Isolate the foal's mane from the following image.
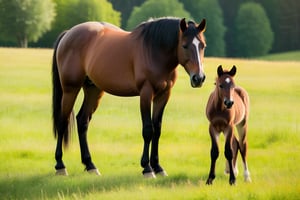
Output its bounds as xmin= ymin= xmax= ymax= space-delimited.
xmin=132 ymin=17 xmax=181 ymax=57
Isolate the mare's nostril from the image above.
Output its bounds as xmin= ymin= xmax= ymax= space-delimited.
xmin=191 ymin=74 xmax=205 ymax=87
xmin=202 ymin=75 xmax=206 ymax=82
xmin=192 ymin=75 xmax=200 ymax=83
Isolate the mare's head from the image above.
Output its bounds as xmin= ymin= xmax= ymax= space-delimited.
xmin=178 ymin=18 xmax=206 ymax=88
xmin=216 ymin=65 xmax=237 ymax=109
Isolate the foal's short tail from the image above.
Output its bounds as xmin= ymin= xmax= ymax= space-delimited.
xmin=52 ymin=31 xmax=74 ymax=147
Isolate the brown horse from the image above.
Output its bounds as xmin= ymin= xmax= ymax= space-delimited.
xmin=205 ymin=65 xmax=251 ymax=185
xmin=52 ymin=17 xmax=206 ymax=177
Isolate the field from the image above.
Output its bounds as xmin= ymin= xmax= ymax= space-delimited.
xmin=0 ymin=48 xmax=299 ymax=199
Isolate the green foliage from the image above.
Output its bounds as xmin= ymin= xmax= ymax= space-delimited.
xmin=108 ymin=0 xmax=145 ymax=28
xmin=181 ymin=0 xmax=226 ymax=57
xmin=0 ymin=0 xmax=55 ymax=47
xmin=256 ymin=0 xmax=300 ymax=53
xmin=75 ymin=0 xmax=121 ymax=25
xmin=234 ymin=2 xmax=274 ymax=57
xmin=34 ymin=0 xmax=121 ymax=47
xmin=126 ymin=0 xmax=191 ymax=30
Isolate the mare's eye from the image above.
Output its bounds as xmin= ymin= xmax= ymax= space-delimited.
xmin=219 ymin=85 xmax=223 ymax=89
xmin=182 ymin=44 xmax=188 ymax=49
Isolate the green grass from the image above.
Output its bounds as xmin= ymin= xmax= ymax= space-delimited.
xmin=0 ymin=48 xmax=300 ymax=199
xmin=256 ymin=50 xmax=300 ymax=61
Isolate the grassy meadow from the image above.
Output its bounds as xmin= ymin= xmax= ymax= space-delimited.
xmin=0 ymin=48 xmax=299 ymax=199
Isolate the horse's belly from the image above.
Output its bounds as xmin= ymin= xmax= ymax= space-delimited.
xmin=102 ymin=83 xmax=139 ymax=97
xmin=88 ymin=67 xmax=139 ymax=97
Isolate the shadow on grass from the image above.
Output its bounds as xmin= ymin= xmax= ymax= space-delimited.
xmin=0 ymin=172 xmax=201 ymax=199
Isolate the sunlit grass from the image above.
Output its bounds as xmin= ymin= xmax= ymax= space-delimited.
xmin=0 ymin=48 xmax=299 ymax=199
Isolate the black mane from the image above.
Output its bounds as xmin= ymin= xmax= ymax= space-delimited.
xmin=133 ymin=17 xmax=180 ymax=57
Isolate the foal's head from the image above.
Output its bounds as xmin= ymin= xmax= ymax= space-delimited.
xmin=216 ymin=65 xmax=237 ymax=109
xmin=178 ymin=18 xmax=206 ymax=88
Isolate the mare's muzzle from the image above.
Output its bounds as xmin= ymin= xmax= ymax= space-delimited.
xmin=191 ymin=74 xmax=206 ymax=88
xmin=224 ymin=99 xmax=234 ymax=109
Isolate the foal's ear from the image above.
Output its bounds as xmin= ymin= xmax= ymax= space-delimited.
xmin=197 ymin=18 xmax=206 ymax=33
xmin=217 ymin=65 xmax=223 ymax=77
xmin=180 ymin=18 xmax=187 ymax=32
xmin=229 ymin=65 xmax=237 ymax=76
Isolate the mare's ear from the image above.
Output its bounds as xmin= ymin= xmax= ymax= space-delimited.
xmin=217 ymin=65 xmax=223 ymax=77
xmin=197 ymin=18 xmax=206 ymax=33
xmin=180 ymin=18 xmax=187 ymax=32
xmin=229 ymin=65 xmax=237 ymax=76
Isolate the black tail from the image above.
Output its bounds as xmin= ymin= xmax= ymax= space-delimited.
xmin=52 ymin=31 xmax=73 ymax=146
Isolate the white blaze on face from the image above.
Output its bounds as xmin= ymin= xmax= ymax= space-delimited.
xmin=225 ymin=77 xmax=231 ymax=83
xmin=192 ymin=37 xmax=204 ymax=75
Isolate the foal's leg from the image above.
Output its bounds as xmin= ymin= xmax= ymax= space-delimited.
xmin=150 ymin=89 xmax=171 ymax=176
xmin=76 ymin=83 xmax=103 ymax=175
xmin=206 ymin=125 xmax=220 ymax=185
xmin=225 ymin=135 xmax=239 ymax=176
xmin=139 ymin=82 xmax=155 ymax=178
xmin=236 ymin=122 xmax=251 ymax=182
xmin=224 ymin=126 xmax=236 ymax=185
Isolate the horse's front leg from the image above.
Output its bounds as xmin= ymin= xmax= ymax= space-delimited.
xmin=224 ymin=126 xmax=236 ymax=185
xmin=150 ymin=89 xmax=171 ymax=176
xmin=206 ymin=124 xmax=219 ymax=185
xmin=139 ymin=83 xmax=155 ymax=178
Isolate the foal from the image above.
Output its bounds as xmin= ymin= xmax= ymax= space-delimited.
xmin=205 ymin=65 xmax=251 ymax=185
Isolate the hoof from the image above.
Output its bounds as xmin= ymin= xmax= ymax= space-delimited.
xmin=143 ymin=171 xmax=156 ymax=178
xmin=229 ymin=179 xmax=236 ymax=185
xmin=244 ymin=176 xmax=252 ymax=182
xmin=206 ymin=178 xmax=213 ymax=185
xmin=244 ymin=170 xmax=251 ymax=182
xmin=55 ymin=168 xmax=68 ymax=176
xmin=156 ymin=170 xmax=168 ymax=177
xmin=87 ymin=168 xmax=101 ymax=176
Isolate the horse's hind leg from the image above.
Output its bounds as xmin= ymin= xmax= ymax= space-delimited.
xmin=237 ymin=121 xmax=251 ymax=182
xmin=76 ymin=80 xmax=103 ymax=175
xmin=55 ymin=89 xmax=81 ymax=175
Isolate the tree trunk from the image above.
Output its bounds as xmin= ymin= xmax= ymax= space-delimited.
xmin=18 ymin=35 xmax=28 ymax=48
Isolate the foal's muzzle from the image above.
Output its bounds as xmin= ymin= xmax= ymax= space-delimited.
xmin=224 ymin=99 xmax=234 ymax=109
xmin=191 ymin=74 xmax=206 ymax=88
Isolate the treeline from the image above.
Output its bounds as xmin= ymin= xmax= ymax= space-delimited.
xmin=0 ymin=0 xmax=299 ymax=57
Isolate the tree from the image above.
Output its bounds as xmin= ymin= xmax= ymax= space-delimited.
xmin=234 ymin=2 xmax=274 ymax=57
xmin=256 ymin=0 xmax=300 ymax=52
xmin=108 ymin=0 xmax=146 ymax=28
xmin=75 ymin=0 xmax=121 ymax=25
xmin=34 ymin=0 xmax=121 ymax=48
xmin=218 ymin=0 xmax=241 ymax=57
xmin=0 ymin=0 xmax=55 ymax=48
xmin=126 ymin=0 xmax=191 ymax=30
xmin=181 ymin=0 xmax=226 ymax=57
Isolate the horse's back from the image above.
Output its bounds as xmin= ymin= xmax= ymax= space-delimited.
xmin=57 ymin=22 xmax=121 ymax=55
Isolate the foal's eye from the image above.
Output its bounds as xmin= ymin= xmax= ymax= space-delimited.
xmin=219 ymin=85 xmax=223 ymax=89
xmin=182 ymin=44 xmax=188 ymax=49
